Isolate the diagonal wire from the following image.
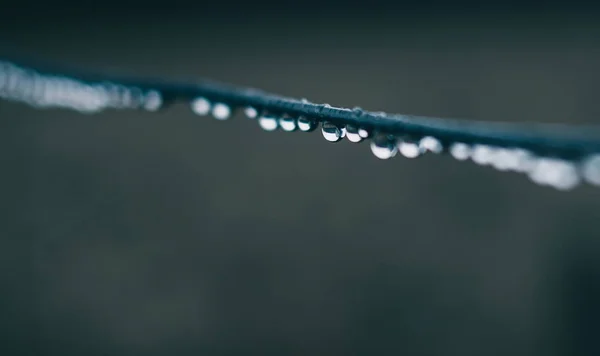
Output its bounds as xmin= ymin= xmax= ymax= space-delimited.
xmin=1 ymin=56 xmax=600 ymax=190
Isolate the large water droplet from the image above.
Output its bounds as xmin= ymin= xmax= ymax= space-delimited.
xmin=191 ymin=97 xmax=211 ymax=116
xmin=370 ymin=134 xmax=398 ymax=159
xmin=212 ymin=103 xmax=231 ymax=120
xmin=419 ymin=136 xmax=443 ymax=154
xmin=258 ymin=115 xmax=278 ymax=131
xmin=398 ymin=138 xmax=422 ymax=158
xmin=449 ymin=142 xmax=471 ymax=161
xmin=297 ymin=117 xmax=317 ymax=132
xmin=321 ymin=122 xmax=344 ymax=142
xmin=581 ymin=154 xmax=600 ymax=186
xmin=244 ymin=106 xmax=259 ymax=119
xmin=279 ymin=116 xmax=297 ymax=132
xmin=345 ymin=125 xmax=364 ymax=143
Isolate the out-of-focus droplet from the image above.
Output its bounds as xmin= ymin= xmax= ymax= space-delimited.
xmin=212 ymin=103 xmax=231 ymax=120
xmin=321 ymin=122 xmax=344 ymax=142
xmin=370 ymin=134 xmax=398 ymax=159
xmin=143 ymin=90 xmax=163 ymax=111
xmin=258 ymin=115 xmax=278 ymax=131
xmin=191 ymin=97 xmax=211 ymax=115
xmin=279 ymin=116 xmax=297 ymax=132
xmin=398 ymin=138 xmax=422 ymax=158
xmin=471 ymin=145 xmax=495 ymax=166
xmin=297 ymin=117 xmax=317 ymax=132
xmin=581 ymin=154 xmax=600 ymax=186
xmin=528 ymin=158 xmax=580 ymax=190
xmin=244 ymin=106 xmax=259 ymax=119
xmin=345 ymin=125 xmax=363 ymax=143
xmin=449 ymin=142 xmax=471 ymax=161
xmin=419 ymin=136 xmax=443 ymax=154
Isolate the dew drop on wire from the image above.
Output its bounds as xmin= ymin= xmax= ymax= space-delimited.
xmin=143 ymin=90 xmax=163 ymax=111
xmin=471 ymin=145 xmax=496 ymax=166
xmin=258 ymin=115 xmax=279 ymax=131
xmin=449 ymin=142 xmax=471 ymax=161
xmin=345 ymin=125 xmax=363 ymax=143
xmin=321 ymin=122 xmax=344 ymax=142
xmin=191 ymin=97 xmax=211 ymax=116
xmin=419 ymin=136 xmax=442 ymax=154
xmin=212 ymin=103 xmax=231 ymax=120
xmin=279 ymin=116 xmax=297 ymax=132
xmin=398 ymin=138 xmax=422 ymax=158
xmin=581 ymin=154 xmax=600 ymax=186
xmin=244 ymin=106 xmax=259 ymax=119
xmin=297 ymin=117 xmax=317 ymax=132
xmin=359 ymin=128 xmax=370 ymax=139
xmin=528 ymin=158 xmax=580 ymax=191
xmin=370 ymin=134 xmax=398 ymax=159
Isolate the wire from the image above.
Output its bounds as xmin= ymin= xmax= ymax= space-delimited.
xmin=1 ymin=57 xmax=600 ymax=191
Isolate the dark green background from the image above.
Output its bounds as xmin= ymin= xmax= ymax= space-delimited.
xmin=1 ymin=5 xmax=600 ymax=355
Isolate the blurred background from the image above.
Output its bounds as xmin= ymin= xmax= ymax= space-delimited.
xmin=1 ymin=1 xmax=600 ymax=355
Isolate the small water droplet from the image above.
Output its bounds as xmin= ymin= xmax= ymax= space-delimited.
xmin=321 ymin=122 xmax=344 ymax=142
xmin=449 ymin=142 xmax=471 ymax=161
xmin=279 ymin=116 xmax=297 ymax=132
xmin=471 ymin=145 xmax=496 ymax=166
xmin=370 ymin=134 xmax=398 ymax=159
xmin=345 ymin=125 xmax=363 ymax=143
xmin=418 ymin=136 xmax=443 ymax=154
xmin=191 ymin=97 xmax=211 ymax=116
xmin=297 ymin=117 xmax=317 ymax=132
xmin=244 ymin=106 xmax=259 ymax=119
xmin=358 ymin=128 xmax=370 ymax=139
xmin=581 ymin=154 xmax=600 ymax=186
xmin=398 ymin=138 xmax=422 ymax=158
xmin=258 ymin=115 xmax=278 ymax=131
xmin=212 ymin=103 xmax=231 ymax=120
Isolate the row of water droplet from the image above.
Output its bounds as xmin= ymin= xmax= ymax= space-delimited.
xmin=0 ymin=60 xmax=163 ymax=113
xmin=190 ymin=96 xmax=600 ymax=191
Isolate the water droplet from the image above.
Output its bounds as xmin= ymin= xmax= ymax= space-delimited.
xmin=212 ymin=103 xmax=231 ymax=120
xmin=279 ymin=116 xmax=297 ymax=132
xmin=345 ymin=125 xmax=364 ymax=143
xmin=449 ymin=143 xmax=471 ymax=161
xmin=528 ymin=158 xmax=580 ymax=190
xmin=191 ymin=97 xmax=211 ymax=116
xmin=359 ymin=128 xmax=370 ymax=139
xmin=244 ymin=106 xmax=259 ymax=119
xmin=370 ymin=134 xmax=398 ymax=159
xmin=581 ymin=154 xmax=600 ymax=186
xmin=471 ymin=144 xmax=496 ymax=166
xmin=143 ymin=90 xmax=163 ymax=111
xmin=297 ymin=117 xmax=317 ymax=132
xmin=258 ymin=115 xmax=278 ymax=131
xmin=321 ymin=122 xmax=344 ymax=142
xmin=397 ymin=138 xmax=422 ymax=158
xmin=419 ymin=136 xmax=442 ymax=154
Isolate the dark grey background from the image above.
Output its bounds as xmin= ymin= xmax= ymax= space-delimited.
xmin=1 ymin=3 xmax=600 ymax=355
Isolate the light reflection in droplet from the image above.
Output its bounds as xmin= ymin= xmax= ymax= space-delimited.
xmin=419 ymin=136 xmax=443 ymax=154
xmin=191 ymin=97 xmax=211 ymax=116
xmin=297 ymin=117 xmax=317 ymax=132
xmin=449 ymin=143 xmax=471 ymax=161
xmin=258 ymin=115 xmax=278 ymax=131
xmin=345 ymin=125 xmax=363 ymax=143
xmin=370 ymin=134 xmax=398 ymax=159
xmin=212 ymin=102 xmax=231 ymax=120
xmin=398 ymin=138 xmax=422 ymax=158
xmin=279 ymin=116 xmax=297 ymax=132
xmin=321 ymin=122 xmax=344 ymax=142
xmin=581 ymin=154 xmax=600 ymax=186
